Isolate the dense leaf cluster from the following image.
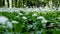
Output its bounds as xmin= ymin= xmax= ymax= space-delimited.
xmin=0 ymin=11 xmax=60 ymax=34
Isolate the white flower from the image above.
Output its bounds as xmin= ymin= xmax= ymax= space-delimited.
xmin=50 ymin=23 xmax=55 ymax=25
xmin=0 ymin=16 xmax=8 ymax=25
xmin=7 ymin=22 xmax=13 ymax=29
xmin=22 ymin=16 xmax=27 ymax=20
xmin=26 ymin=8 xmax=32 ymax=12
xmin=32 ymin=13 xmax=37 ymax=16
xmin=19 ymin=13 xmax=23 ymax=15
xmin=37 ymin=16 xmax=45 ymax=20
xmin=41 ymin=19 xmax=47 ymax=28
xmin=42 ymin=19 xmax=47 ymax=24
xmin=33 ymin=8 xmax=40 ymax=11
xmin=48 ymin=23 xmax=55 ymax=27
xmin=11 ymin=21 xmax=18 ymax=24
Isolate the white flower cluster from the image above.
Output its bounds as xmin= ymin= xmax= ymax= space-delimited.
xmin=0 ymin=7 xmax=59 ymax=13
xmin=37 ymin=16 xmax=47 ymax=23
xmin=19 ymin=13 xmax=23 ymax=16
xmin=0 ymin=16 xmax=8 ymax=25
xmin=32 ymin=13 xmax=37 ymax=16
xmin=22 ymin=16 xmax=27 ymax=20
xmin=37 ymin=16 xmax=44 ymax=20
xmin=37 ymin=16 xmax=47 ymax=28
xmin=0 ymin=16 xmax=13 ymax=29
xmin=11 ymin=21 xmax=18 ymax=24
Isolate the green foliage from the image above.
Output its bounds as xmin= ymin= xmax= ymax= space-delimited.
xmin=0 ymin=11 xmax=60 ymax=34
xmin=0 ymin=0 xmax=60 ymax=8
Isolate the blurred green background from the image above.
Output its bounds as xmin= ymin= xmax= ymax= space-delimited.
xmin=0 ymin=0 xmax=60 ymax=8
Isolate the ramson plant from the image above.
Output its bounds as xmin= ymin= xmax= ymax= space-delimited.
xmin=0 ymin=11 xmax=60 ymax=34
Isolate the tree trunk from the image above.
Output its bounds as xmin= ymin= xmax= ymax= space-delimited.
xmin=9 ymin=0 xmax=12 ymax=8
xmin=3 ymin=0 xmax=5 ymax=6
xmin=52 ymin=0 xmax=58 ymax=8
xmin=0 ymin=0 xmax=3 ymax=7
xmin=7 ymin=0 xmax=9 ymax=7
xmin=15 ymin=0 xmax=17 ymax=7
